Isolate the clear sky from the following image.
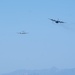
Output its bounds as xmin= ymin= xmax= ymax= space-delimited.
xmin=0 ymin=0 xmax=75 ymax=74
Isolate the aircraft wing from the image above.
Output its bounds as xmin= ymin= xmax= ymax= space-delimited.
xmin=59 ymin=21 xmax=65 ymax=23
xmin=48 ymin=18 xmax=56 ymax=21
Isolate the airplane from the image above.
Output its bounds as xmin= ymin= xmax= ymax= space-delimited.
xmin=17 ymin=31 xmax=28 ymax=34
xmin=48 ymin=18 xmax=65 ymax=23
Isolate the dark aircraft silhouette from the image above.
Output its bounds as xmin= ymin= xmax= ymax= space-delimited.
xmin=48 ymin=18 xmax=65 ymax=23
xmin=17 ymin=31 xmax=27 ymax=34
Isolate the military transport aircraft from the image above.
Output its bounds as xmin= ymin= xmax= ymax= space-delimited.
xmin=17 ymin=31 xmax=28 ymax=34
xmin=48 ymin=18 xmax=65 ymax=23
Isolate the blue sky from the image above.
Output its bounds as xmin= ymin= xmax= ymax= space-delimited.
xmin=0 ymin=0 xmax=75 ymax=74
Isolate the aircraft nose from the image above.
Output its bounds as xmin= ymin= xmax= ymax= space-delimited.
xmin=56 ymin=21 xmax=58 ymax=23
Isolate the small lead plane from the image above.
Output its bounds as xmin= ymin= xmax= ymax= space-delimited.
xmin=48 ymin=18 xmax=65 ymax=23
xmin=17 ymin=31 xmax=28 ymax=34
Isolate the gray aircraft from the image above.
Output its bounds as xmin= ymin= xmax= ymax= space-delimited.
xmin=17 ymin=31 xmax=28 ymax=34
xmin=48 ymin=18 xmax=65 ymax=23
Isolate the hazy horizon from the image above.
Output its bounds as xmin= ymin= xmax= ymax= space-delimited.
xmin=1 ymin=67 xmax=75 ymax=75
